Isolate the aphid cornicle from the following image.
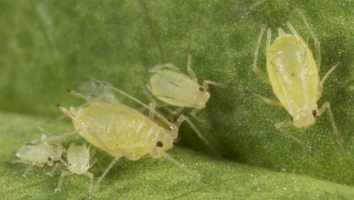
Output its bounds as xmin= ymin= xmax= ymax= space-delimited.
xmin=146 ymin=54 xmax=222 ymax=155
xmin=54 ymin=143 xmax=96 ymax=193
xmin=12 ymin=133 xmax=63 ymax=177
xmin=249 ymin=5 xmax=343 ymax=152
xmin=36 ymin=76 xmax=204 ymax=199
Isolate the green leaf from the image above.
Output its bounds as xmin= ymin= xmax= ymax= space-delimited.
xmin=1 ymin=0 xmax=354 ymax=199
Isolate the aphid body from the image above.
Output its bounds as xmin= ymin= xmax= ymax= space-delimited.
xmin=38 ymin=77 xmax=203 ymax=198
xmin=55 ymin=143 xmax=95 ymax=193
xmin=250 ymin=6 xmax=342 ymax=151
xmin=13 ymin=135 xmax=63 ymax=177
xmin=266 ymin=29 xmax=319 ymax=128
xmin=146 ymin=55 xmax=222 ymax=155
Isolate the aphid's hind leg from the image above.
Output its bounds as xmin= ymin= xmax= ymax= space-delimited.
xmin=275 ymin=121 xmax=312 ymax=155
xmin=317 ymin=102 xmax=344 ymax=149
xmin=175 ymin=114 xmax=220 ymax=156
xmin=294 ymin=4 xmax=321 ymax=68
xmin=246 ymin=90 xmax=283 ymax=107
xmin=252 ymin=24 xmax=271 ymax=84
xmin=84 ymin=152 xmax=127 ymax=200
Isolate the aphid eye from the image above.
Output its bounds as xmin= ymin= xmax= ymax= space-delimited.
xmin=156 ymin=141 xmax=163 ymax=147
xmin=69 ymin=164 xmax=72 ymax=166
xmin=312 ymin=110 xmax=317 ymax=117
xmin=198 ymin=87 xmax=205 ymax=92
xmin=290 ymin=116 xmax=294 ymax=122
xmin=47 ymin=157 xmax=52 ymax=161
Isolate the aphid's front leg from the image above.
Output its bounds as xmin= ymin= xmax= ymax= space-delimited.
xmin=317 ymin=102 xmax=344 ymax=149
xmin=175 ymin=114 xmax=220 ymax=156
xmin=274 ymin=121 xmax=312 ymax=154
xmin=55 ymin=171 xmax=73 ymax=193
xmin=45 ymin=163 xmax=59 ymax=176
xmin=252 ymin=24 xmax=271 ymax=84
xmin=246 ymin=90 xmax=283 ymax=107
xmin=21 ymin=164 xmax=34 ymax=177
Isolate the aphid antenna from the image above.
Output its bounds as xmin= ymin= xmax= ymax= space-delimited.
xmin=157 ymin=149 xmax=207 ymax=184
xmin=34 ymin=128 xmax=86 ymax=145
xmin=84 ymin=75 xmax=176 ymax=130
xmin=67 ymin=88 xmax=90 ymax=102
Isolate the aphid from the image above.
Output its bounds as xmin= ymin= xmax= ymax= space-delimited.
xmin=146 ymin=54 xmax=222 ymax=155
xmin=12 ymin=133 xmax=63 ymax=177
xmin=54 ymin=143 xmax=96 ymax=193
xmin=36 ymin=76 xmax=205 ymax=199
xmin=249 ymin=5 xmax=343 ymax=152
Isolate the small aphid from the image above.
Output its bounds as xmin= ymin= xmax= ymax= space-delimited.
xmin=36 ymin=76 xmax=205 ymax=199
xmin=249 ymin=5 xmax=343 ymax=152
xmin=146 ymin=54 xmax=223 ymax=155
xmin=54 ymin=143 xmax=95 ymax=193
xmin=12 ymin=134 xmax=63 ymax=177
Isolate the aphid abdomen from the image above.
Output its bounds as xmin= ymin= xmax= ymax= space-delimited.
xmin=150 ymin=70 xmax=200 ymax=107
xmin=266 ymin=35 xmax=319 ymax=119
xmin=73 ymin=102 xmax=174 ymax=159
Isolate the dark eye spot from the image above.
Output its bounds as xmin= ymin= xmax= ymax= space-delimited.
xmin=199 ymin=87 xmax=205 ymax=91
xmin=156 ymin=141 xmax=163 ymax=147
xmin=47 ymin=157 xmax=52 ymax=161
xmin=312 ymin=110 xmax=317 ymax=117
xmin=290 ymin=116 xmax=294 ymax=122
xmin=69 ymin=164 xmax=72 ymax=166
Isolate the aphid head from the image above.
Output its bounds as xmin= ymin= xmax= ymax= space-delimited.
xmin=195 ymin=87 xmax=210 ymax=109
xmin=292 ymin=110 xmax=316 ymax=128
xmin=150 ymin=131 xmax=175 ymax=158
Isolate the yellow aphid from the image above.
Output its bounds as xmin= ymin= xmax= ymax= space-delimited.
xmin=54 ymin=143 xmax=95 ymax=193
xmin=146 ymin=54 xmax=223 ymax=155
xmin=36 ymin=76 xmax=205 ymax=199
xmin=249 ymin=6 xmax=343 ymax=152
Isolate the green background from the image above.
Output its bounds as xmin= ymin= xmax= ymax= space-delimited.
xmin=1 ymin=0 xmax=354 ymax=199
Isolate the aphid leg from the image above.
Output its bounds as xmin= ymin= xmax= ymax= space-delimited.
xmin=148 ymin=63 xmax=180 ymax=73
xmin=253 ymin=24 xmax=271 ymax=84
xmin=275 ymin=121 xmax=312 ymax=154
xmin=54 ymin=171 xmax=73 ymax=193
xmin=46 ymin=163 xmax=59 ymax=176
xmin=34 ymin=129 xmax=83 ymax=145
xmin=57 ymin=104 xmax=75 ymax=119
xmin=84 ymin=153 xmax=125 ymax=200
xmin=21 ymin=164 xmax=34 ymax=177
xmin=84 ymin=172 xmax=94 ymax=192
xmin=186 ymin=54 xmax=198 ymax=82
xmin=202 ymin=80 xmax=225 ymax=90
xmin=294 ymin=4 xmax=321 ymax=68
xmin=175 ymin=114 xmax=220 ymax=156
xmin=249 ymin=0 xmax=267 ymax=10
xmin=190 ymin=109 xmax=208 ymax=125
xmin=156 ymin=149 xmax=206 ymax=184
xmin=246 ymin=90 xmax=283 ymax=107
xmin=319 ymin=61 xmax=341 ymax=89
xmin=317 ymin=102 xmax=344 ymax=149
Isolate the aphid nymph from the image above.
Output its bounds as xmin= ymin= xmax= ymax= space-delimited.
xmin=249 ymin=5 xmax=343 ymax=152
xmin=12 ymin=133 xmax=63 ymax=177
xmin=54 ymin=143 xmax=95 ymax=193
xmin=146 ymin=54 xmax=223 ymax=155
xmin=36 ymin=76 xmax=205 ymax=199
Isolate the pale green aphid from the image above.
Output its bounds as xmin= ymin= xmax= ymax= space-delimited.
xmin=249 ymin=5 xmax=343 ymax=152
xmin=146 ymin=54 xmax=223 ymax=155
xmin=12 ymin=133 xmax=63 ymax=177
xmin=54 ymin=143 xmax=96 ymax=193
xmin=36 ymin=76 xmax=205 ymax=199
